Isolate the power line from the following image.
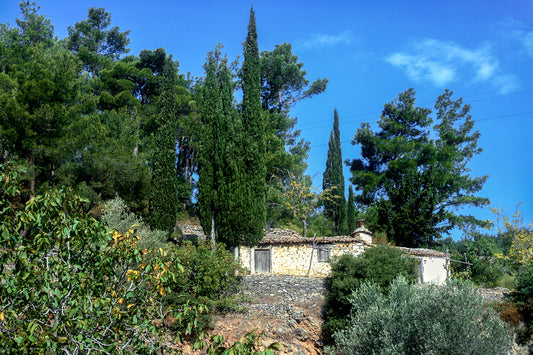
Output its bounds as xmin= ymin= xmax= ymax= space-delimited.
xmin=296 ymin=84 xmax=533 ymax=131
xmin=308 ymin=112 xmax=533 ymax=149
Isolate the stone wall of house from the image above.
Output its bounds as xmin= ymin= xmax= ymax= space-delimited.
xmin=416 ymin=255 xmax=448 ymax=285
xmin=237 ymin=241 xmax=368 ymax=277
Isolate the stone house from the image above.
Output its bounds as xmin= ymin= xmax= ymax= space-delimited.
xmin=234 ymin=224 xmax=448 ymax=284
xmin=177 ymin=222 xmax=448 ymax=284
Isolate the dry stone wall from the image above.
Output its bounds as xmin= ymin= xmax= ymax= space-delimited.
xmin=211 ymin=275 xmax=328 ymax=354
xmin=211 ymin=275 xmax=513 ymax=354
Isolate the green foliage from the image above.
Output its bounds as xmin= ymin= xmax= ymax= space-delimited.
xmin=240 ymin=7 xmax=267 ymax=246
xmin=0 ymin=13 xmax=83 ymax=193
xmin=166 ymin=241 xmax=244 ymax=306
xmin=149 ymin=57 xmax=180 ymax=232
xmin=492 ymin=204 xmax=533 ymax=268
xmin=445 ymin=234 xmax=508 ymax=287
xmin=323 ymin=109 xmax=346 ymax=236
xmin=62 ymin=108 xmax=151 ymax=212
xmin=508 ymin=263 xmax=533 ymax=346
xmin=260 ymin=42 xmax=327 ymax=113
xmin=259 ymin=42 xmax=325 ymax=200
xmin=198 ymin=47 xmax=250 ymax=247
xmin=0 ymin=163 xmax=256 ymax=353
xmin=277 ymin=172 xmax=333 ymax=238
xmin=66 ymin=7 xmax=130 ymax=76
xmin=330 ymin=277 xmax=513 ymax=354
xmin=349 ymin=89 xmax=489 ymax=247
xmin=324 ymin=245 xmax=418 ymax=337
xmin=101 ymin=197 xmax=168 ymax=250
xmin=0 ymin=164 xmax=208 ymax=353
xmin=207 ymin=329 xmax=281 ymax=354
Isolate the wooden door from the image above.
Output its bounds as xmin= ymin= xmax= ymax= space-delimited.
xmin=255 ymin=249 xmax=271 ymax=274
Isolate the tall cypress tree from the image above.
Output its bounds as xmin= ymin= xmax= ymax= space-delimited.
xmin=323 ymin=108 xmax=346 ymax=236
xmin=198 ymin=48 xmax=250 ymax=247
xmin=240 ymin=7 xmax=266 ymax=246
xmin=347 ymin=185 xmax=356 ymax=234
xmin=149 ymin=58 xmax=179 ymax=232
xmin=216 ymin=60 xmax=246 ymax=247
xmin=197 ymin=56 xmax=221 ymax=243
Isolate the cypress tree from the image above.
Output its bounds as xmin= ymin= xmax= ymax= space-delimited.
xmin=323 ymin=108 xmax=346 ymax=236
xmin=198 ymin=48 xmax=249 ymax=247
xmin=240 ymin=7 xmax=266 ymax=246
xmin=347 ymin=185 xmax=356 ymax=234
xmin=215 ymin=61 xmax=246 ymax=247
xmin=197 ymin=56 xmax=221 ymax=243
xmin=149 ymin=58 xmax=179 ymax=232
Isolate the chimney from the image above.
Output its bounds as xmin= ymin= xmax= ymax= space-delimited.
xmin=352 ymin=219 xmax=372 ymax=244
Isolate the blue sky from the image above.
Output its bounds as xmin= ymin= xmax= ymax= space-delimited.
xmin=1 ymin=0 xmax=532 ymax=238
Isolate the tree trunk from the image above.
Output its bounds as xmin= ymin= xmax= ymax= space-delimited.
xmin=210 ymin=211 xmax=216 ymax=248
xmin=302 ymin=217 xmax=307 ymax=238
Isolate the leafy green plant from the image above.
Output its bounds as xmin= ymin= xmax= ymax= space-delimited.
xmin=330 ymin=277 xmax=513 ymax=354
xmin=101 ymin=196 xmax=168 ymax=250
xmin=166 ymin=241 xmax=245 ymax=310
xmin=0 ymin=164 xmax=213 ymax=353
xmin=323 ymin=245 xmax=418 ymax=338
xmin=507 ymin=263 xmax=533 ymax=346
xmin=207 ymin=329 xmax=281 ymax=355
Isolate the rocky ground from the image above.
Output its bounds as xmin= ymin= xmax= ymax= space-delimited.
xmin=210 ymin=275 xmax=327 ymax=354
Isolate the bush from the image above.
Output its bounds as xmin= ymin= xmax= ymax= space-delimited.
xmin=0 ymin=163 xmax=261 ymax=353
xmin=0 ymin=181 xmax=203 ymax=352
xmin=101 ymin=197 xmax=168 ymax=250
xmin=330 ymin=277 xmax=513 ymax=354
xmin=508 ymin=263 xmax=533 ymax=346
xmin=323 ymin=245 xmax=418 ymax=338
xmin=166 ymin=241 xmax=245 ymax=310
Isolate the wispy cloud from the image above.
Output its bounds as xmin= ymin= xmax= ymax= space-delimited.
xmin=299 ymin=30 xmax=354 ymax=49
xmin=499 ymin=19 xmax=533 ymax=57
xmin=512 ymin=29 xmax=533 ymax=56
xmin=386 ymin=38 xmax=518 ymax=93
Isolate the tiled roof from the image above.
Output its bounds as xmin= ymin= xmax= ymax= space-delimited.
xmin=260 ymin=233 xmax=369 ymax=245
xmin=397 ymin=247 xmax=447 ymax=257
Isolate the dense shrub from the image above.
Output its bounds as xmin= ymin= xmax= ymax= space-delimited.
xmin=509 ymin=263 xmax=533 ymax=346
xmin=101 ymin=196 xmax=168 ymax=250
xmin=167 ymin=241 xmax=245 ymax=310
xmin=446 ymin=236 xmax=509 ymax=287
xmin=330 ymin=277 xmax=513 ymax=355
xmin=0 ymin=168 xmax=204 ymax=352
xmin=323 ymin=245 xmax=418 ymax=337
xmin=0 ymin=164 xmax=250 ymax=353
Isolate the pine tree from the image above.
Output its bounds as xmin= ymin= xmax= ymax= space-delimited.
xmin=347 ymin=185 xmax=356 ymax=234
xmin=240 ymin=7 xmax=266 ymax=246
xmin=323 ymin=108 xmax=346 ymax=236
xmin=349 ymin=89 xmax=489 ymax=247
xmin=148 ymin=58 xmax=179 ymax=232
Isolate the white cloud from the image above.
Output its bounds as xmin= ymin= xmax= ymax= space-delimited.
xmin=493 ymin=74 xmax=520 ymax=94
xmin=512 ymin=29 xmax=533 ymax=56
xmin=523 ymin=32 xmax=533 ymax=55
xmin=299 ymin=30 xmax=354 ymax=49
xmin=386 ymin=38 xmax=510 ymax=92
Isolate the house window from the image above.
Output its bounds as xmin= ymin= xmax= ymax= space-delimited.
xmin=317 ymin=244 xmax=332 ymax=262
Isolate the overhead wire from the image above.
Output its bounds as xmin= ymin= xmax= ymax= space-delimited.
xmin=297 ymin=83 xmax=533 ymax=132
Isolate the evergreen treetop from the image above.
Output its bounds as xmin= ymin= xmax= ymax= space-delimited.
xmin=323 ymin=108 xmax=346 ymax=236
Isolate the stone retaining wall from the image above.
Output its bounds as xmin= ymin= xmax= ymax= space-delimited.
xmin=240 ymin=275 xmax=512 ymax=310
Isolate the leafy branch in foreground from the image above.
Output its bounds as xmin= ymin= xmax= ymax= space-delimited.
xmin=0 ymin=162 xmax=279 ymax=354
